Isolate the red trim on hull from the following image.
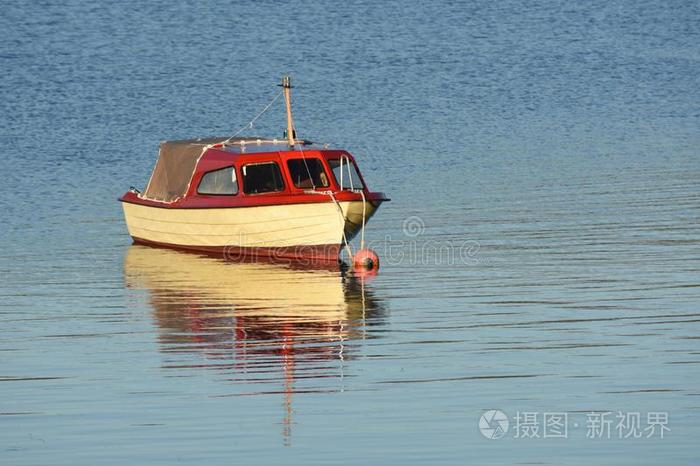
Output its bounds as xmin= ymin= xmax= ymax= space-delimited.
xmin=131 ymin=237 xmax=342 ymax=265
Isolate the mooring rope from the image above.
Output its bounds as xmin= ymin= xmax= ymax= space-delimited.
xmin=327 ymin=190 xmax=354 ymax=261
xmin=358 ymin=189 xmax=367 ymax=250
xmin=305 ymin=188 xmax=369 ymax=264
xmin=296 ymin=140 xmax=316 ymax=190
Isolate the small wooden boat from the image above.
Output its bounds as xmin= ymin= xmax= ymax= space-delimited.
xmin=120 ymin=76 xmax=389 ymax=262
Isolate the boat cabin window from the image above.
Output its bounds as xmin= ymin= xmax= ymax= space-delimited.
xmin=287 ymin=158 xmax=330 ymax=189
xmin=328 ymin=158 xmax=364 ymax=190
xmin=197 ymin=166 xmax=238 ymax=195
xmin=242 ymin=162 xmax=285 ymax=194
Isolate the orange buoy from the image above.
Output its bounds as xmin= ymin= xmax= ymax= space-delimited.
xmin=353 ymin=248 xmax=379 ymax=271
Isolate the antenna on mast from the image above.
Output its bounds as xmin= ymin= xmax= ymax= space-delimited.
xmin=279 ymin=75 xmax=296 ymax=146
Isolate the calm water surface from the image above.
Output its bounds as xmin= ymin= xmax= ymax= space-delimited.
xmin=1 ymin=0 xmax=699 ymax=464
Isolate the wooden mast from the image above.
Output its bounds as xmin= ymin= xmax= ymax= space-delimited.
xmin=281 ymin=76 xmax=295 ymax=146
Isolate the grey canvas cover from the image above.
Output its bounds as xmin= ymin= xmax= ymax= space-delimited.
xmin=141 ymin=137 xmax=228 ymax=203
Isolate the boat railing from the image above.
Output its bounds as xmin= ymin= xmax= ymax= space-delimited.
xmin=220 ymin=138 xmax=314 ymax=148
xmin=339 ymin=154 xmax=364 ymax=192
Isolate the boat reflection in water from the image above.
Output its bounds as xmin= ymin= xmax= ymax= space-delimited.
xmin=124 ymin=245 xmax=385 ymax=444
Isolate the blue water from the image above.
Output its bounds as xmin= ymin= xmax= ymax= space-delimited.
xmin=1 ymin=0 xmax=699 ymax=464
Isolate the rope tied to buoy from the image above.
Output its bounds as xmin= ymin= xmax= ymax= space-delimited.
xmin=303 ymin=152 xmax=378 ymax=270
xmin=358 ymin=189 xmax=367 ymax=250
xmin=326 ymin=190 xmax=355 ymax=261
xmin=304 ymin=188 xmax=377 ymax=270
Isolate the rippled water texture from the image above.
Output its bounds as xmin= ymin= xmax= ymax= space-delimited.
xmin=1 ymin=0 xmax=699 ymax=464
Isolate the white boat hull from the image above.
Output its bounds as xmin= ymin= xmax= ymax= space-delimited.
xmin=121 ymin=200 xmax=379 ymax=260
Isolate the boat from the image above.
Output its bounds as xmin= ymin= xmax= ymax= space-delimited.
xmin=120 ymin=76 xmax=389 ymax=263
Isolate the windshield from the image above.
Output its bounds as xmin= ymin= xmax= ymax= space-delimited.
xmin=287 ymin=158 xmax=330 ymax=189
